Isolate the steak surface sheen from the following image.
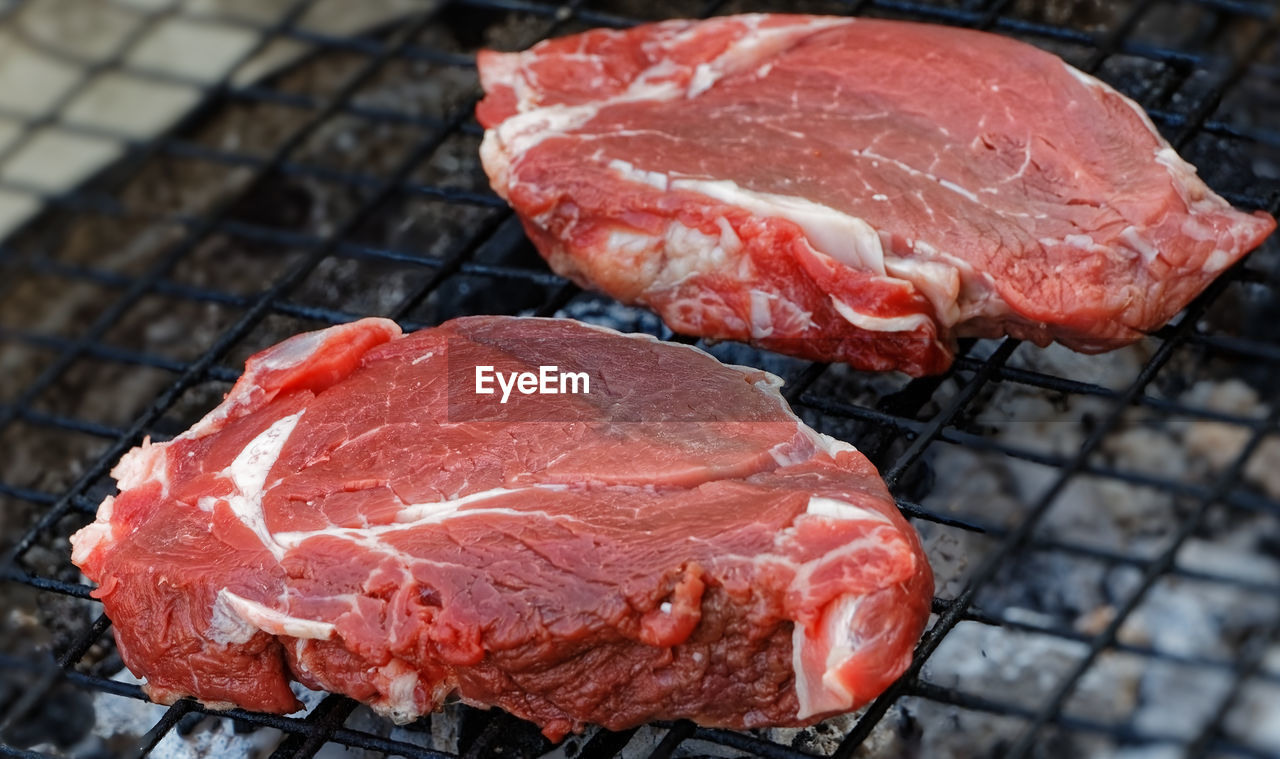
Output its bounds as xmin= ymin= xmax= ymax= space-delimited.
xmin=71 ymin=316 xmax=932 ymax=739
xmin=476 ymin=14 xmax=1276 ymax=376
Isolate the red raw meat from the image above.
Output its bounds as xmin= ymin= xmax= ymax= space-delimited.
xmin=71 ymin=316 xmax=932 ymax=739
xmin=476 ymin=14 xmax=1276 ymax=376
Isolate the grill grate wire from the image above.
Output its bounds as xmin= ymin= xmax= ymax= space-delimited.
xmin=0 ymin=0 xmax=1278 ymax=757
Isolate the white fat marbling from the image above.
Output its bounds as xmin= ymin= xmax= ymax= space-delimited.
xmin=792 ymin=619 xmax=816 ymax=718
xmin=257 ymin=329 xmax=326 ymax=371
xmin=792 ymin=594 xmax=867 ymax=719
xmin=810 ymin=431 xmax=858 ymax=458
xmin=216 ymin=589 xmax=334 ymax=641
xmin=379 ymin=659 xmax=423 ymax=723
xmin=749 ymin=289 xmax=774 ymax=338
xmin=819 ymin=594 xmax=864 ymax=698
xmin=671 ymin=177 xmax=888 ymax=275
xmin=658 ymin=220 xmax=737 ymax=287
xmin=208 ymin=588 xmax=259 ymax=645
xmin=111 ymin=439 xmax=169 ymax=494
xmin=1120 ymin=227 xmax=1161 ymax=263
xmin=394 ymin=487 xmax=527 ymax=522
xmin=608 ymin=158 xmax=669 ymax=191
xmin=883 ymin=255 xmax=963 ymax=327
xmin=223 ymin=411 xmax=303 ymax=560
xmin=806 ymin=496 xmax=892 ymax=524
xmin=604 ymin=229 xmax=655 ymax=256
xmin=829 ymin=295 xmax=932 ymax=333
xmin=938 ymin=178 xmax=980 ymax=204
xmin=272 ymin=497 xmax=591 ymax=551
xmin=687 ymin=63 xmax=718 ymax=97
xmin=1202 ymin=248 xmax=1232 ymax=272
xmin=70 ymin=495 xmax=115 ymax=566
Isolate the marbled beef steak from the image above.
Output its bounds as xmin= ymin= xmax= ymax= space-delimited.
xmin=477 ymin=14 xmax=1275 ymax=375
xmin=71 ymin=316 xmax=933 ymax=739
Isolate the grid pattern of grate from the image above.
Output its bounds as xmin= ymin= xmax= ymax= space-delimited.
xmin=0 ymin=0 xmax=1278 ymax=757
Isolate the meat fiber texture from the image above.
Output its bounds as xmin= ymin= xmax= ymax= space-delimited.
xmin=70 ymin=316 xmax=933 ymax=740
xmin=476 ymin=14 xmax=1276 ymax=376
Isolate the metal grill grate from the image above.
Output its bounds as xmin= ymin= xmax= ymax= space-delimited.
xmin=1 ymin=0 xmax=1278 ymax=757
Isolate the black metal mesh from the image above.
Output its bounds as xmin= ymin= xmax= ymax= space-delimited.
xmin=1 ymin=0 xmax=1278 ymax=757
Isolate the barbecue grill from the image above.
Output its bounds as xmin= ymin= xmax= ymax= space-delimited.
xmin=1 ymin=0 xmax=1278 ymax=757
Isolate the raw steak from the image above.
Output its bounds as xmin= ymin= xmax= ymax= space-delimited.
xmin=71 ymin=316 xmax=932 ymax=739
xmin=476 ymin=15 xmax=1276 ymax=376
